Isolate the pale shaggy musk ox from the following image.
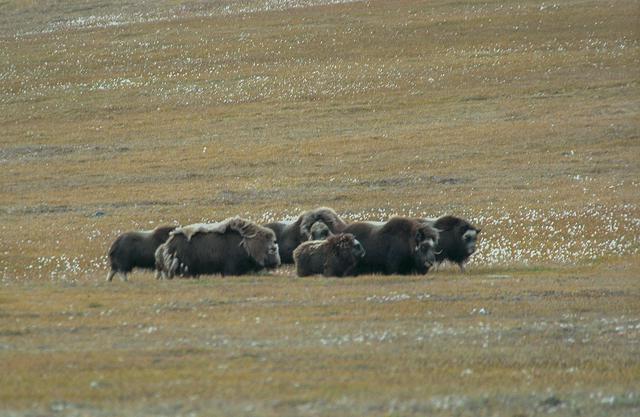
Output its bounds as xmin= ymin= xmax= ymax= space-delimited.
xmin=424 ymin=215 xmax=481 ymax=272
xmin=263 ymin=207 xmax=347 ymax=264
xmin=160 ymin=217 xmax=280 ymax=277
xmin=154 ymin=242 xmax=170 ymax=280
xmin=293 ymin=233 xmax=366 ymax=277
xmin=106 ymin=225 xmax=176 ymax=282
xmin=343 ymin=217 xmax=439 ymax=275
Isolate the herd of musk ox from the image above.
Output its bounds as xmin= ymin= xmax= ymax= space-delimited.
xmin=106 ymin=207 xmax=481 ymax=281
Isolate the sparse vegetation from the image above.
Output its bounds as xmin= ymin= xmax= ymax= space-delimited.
xmin=0 ymin=0 xmax=638 ymax=415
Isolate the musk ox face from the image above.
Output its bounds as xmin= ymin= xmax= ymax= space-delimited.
xmin=429 ymin=215 xmax=481 ymax=271
xmin=414 ymin=226 xmax=439 ymax=273
xmin=461 ymin=228 xmax=480 ymax=255
xmin=351 ymin=238 xmax=366 ymax=259
xmin=310 ymin=221 xmax=331 ymax=240
xmin=264 ymin=238 xmax=281 ymax=268
xmin=414 ymin=239 xmax=437 ymax=272
xmin=329 ymin=233 xmax=365 ymax=256
xmin=252 ymin=230 xmax=280 ymax=269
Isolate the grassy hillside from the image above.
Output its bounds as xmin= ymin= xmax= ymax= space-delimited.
xmin=1 ymin=0 xmax=639 ymax=281
xmin=0 ymin=0 xmax=639 ymax=415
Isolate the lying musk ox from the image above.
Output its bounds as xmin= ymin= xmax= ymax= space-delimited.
xmin=426 ymin=215 xmax=481 ymax=272
xmin=263 ymin=207 xmax=347 ymax=264
xmin=293 ymin=233 xmax=365 ymax=277
xmin=343 ymin=217 xmax=439 ymax=275
xmin=160 ymin=217 xmax=280 ymax=277
xmin=107 ymin=225 xmax=177 ymax=282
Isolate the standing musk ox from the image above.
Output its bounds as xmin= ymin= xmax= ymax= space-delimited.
xmin=107 ymin=225 xmax=176 ymax=282
xmin=263 ymin=207 xmax=347 ymax=264
xmin=293 ymin=233 xmax=366 ymax=277
xmin=427 ymin=215 xmax=480 ymax=272
xmin=160 ymin=217 xmax=280 ymax=277
xmin=343 ymin=217 xmax=439 ymax=275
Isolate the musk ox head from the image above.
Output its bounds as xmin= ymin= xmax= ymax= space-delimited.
xmin=431 ymin=215 xmax=481 ymax=269
xmin=240 ymin=226 xmax=281 ymax=269
xmin=352 ymin=239 xmax=366 ymax=259
xmin=327 ymin=233 xmax=366 ymax=260
xmin=299 ymin=207 xmax=347 ymax=240
xmin=413 ymin=224 xmax=440 ymax=273
xmin=310 ymin=221 xmax=332 ymax=240
xmin=461 ymin=227 xmax=480 ymax=255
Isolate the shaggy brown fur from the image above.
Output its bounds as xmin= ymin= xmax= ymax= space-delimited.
xmin=264 ymin=207 xmax=347 ymax=263
xmin=161 ymin=217 xmax=280 ymax=277
xmin=169 ymin=223 xmax=220 ymax=241
xmin=343 ymin=217 xmax=439 ymax=275
xmin=293 ymin=233 xmax=365 ymax=277
xmin=107 ymin=225 xmax=176 ymax=282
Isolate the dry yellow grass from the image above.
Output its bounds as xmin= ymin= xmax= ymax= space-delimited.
xmin=1 ymin=0 xmax=639 ymax=415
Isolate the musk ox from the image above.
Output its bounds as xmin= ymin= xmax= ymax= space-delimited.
xmin=425 ymin=215 xmax=481 ymax=272
xmin=309 ymin=221 xmax=332 ymax=240
xmin=154 ymin=242 xmax=170 ymax=279
xmin=160 ymin=217 xmax=280 ymax=277
xmin=263 ymin=207 xmax=347 ymax=263
xmin=343 ymin=217 xmax=439 ymax=275
xmin=293 ymin=233 xmax=366 ymax=277
xmin=106 ymin=225 xmax=176 ymax=282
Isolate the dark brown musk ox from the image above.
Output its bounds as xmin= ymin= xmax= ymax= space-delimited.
xmin=106 ymin=225 xmax=176 ymax=282
xmin=421 ymin=215 xmax=481 ymax=272
xmin=343 ymin=217 xmax=439 ymax=275
xmin=263 ymin=207 xmax=347 ymax=264
xmin=160 ymin=217 xmax=280 ymax=278
xmin=293 ymin=233 xmax=366 ymax=277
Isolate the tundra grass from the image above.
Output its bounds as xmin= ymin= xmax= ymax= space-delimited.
xmin=0 ymin=0 xmax=639 ymax=415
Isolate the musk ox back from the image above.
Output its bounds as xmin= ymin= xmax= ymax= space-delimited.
xmin=344 ymin=217 xmax=439 ymax=275
xmin=107 ymin=225 xmax=176 ymax=282
xmin=293 ymin=233 xmax=365 ymax=277
xmin=429 ymin=215 xmax=481 ymax=271
xmin=162 ymin=217 xmax=280 ymax=277
xmin=264 ymin=206 xmax=347 ymax=263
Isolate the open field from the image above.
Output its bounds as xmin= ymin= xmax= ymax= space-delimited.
xmin=1 ymin=261 xmax=639 ymax=416
xmin=1 ymin=0 xmax=639 ymax=415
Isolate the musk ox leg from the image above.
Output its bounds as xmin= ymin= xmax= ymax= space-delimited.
xmin=119 ymin=272 xmax=128 ymax=282
xmin=168 ymin=257 xmax=179 ymax=279
xmin=106 ymin=270 xmax=116 ymax=282
xmin=458 ymin=262 xmax=466 ymax=273
xmin=341 ymin=263 xmax=358 ymax=277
